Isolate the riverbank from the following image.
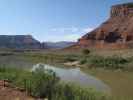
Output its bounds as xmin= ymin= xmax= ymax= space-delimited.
xmin=0 ymin=66 xmax=109 ymax=100
xmin=0 ymin=80 xmax=34 ymax=100
xmin=0 ymin=49 xmax=133 ymax=99
xmin=23 ymin=49 xmax=133 ymax=99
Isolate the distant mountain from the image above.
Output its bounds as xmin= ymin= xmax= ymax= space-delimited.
xmin=0 ymin=35 xmax=75 ymax=49
xmin=45 ymin=41 xmax=76 ymax=49
xmin=0 ymin=35 xmax=45 ymax=49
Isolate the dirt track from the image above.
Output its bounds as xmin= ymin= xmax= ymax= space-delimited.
xmin=0 ymin=80 xmax=34 ymax=100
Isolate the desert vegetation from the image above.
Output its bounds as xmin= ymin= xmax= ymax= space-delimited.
xmin=0 ymin=49 xmax=133 ymax=99
xmin=0 ymin=66 xmax=109 ymax=100
xmin=79 ymin=55 xmax=131 ymax=70
xmin=22 ymin=49 xmax=133 ymax=71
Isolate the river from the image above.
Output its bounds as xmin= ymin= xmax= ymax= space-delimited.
xmin=32 ymin=63 xmax=110 ymax=94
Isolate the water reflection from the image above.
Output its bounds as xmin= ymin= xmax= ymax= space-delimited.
xmin=33 ymin=63 xmax=110 ymax=93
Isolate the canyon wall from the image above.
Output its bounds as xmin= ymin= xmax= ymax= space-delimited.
xmin=77 ymin=2 xmax=133 ymax=49
xmin=0 ymin=35 xmax=45 ymax=49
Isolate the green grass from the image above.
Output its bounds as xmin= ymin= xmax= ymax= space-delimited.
xmin=0 ymin=66 xmax=109 ymax=100
xmin=22 ymin=52 xmax=80 ymax=64
xmin=88 ymin=56 xmax=128 ymax=69
xmin=0 ymin=49 xmax=133 ymax=99
xmin=22 ymin=51 xmax=133 ymax=71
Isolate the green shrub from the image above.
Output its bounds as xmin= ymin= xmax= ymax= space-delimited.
xmin=0 ymin=66 xmax=60 ymax=98
xmin=82 ymin=49 xmax=90 ymax=55
xmin=52 ymin=83 xmax=109 ymax=100
xmin=64 ymin=57 xmax=76 ymax=62
xmin=88 ymin=56 xmax=129 ymax=69
xmin=80 ymin=58 xmax=87 ymax=64
xmin=0 ymin=66 xmax=110 ymax=100
xmin=64 ymin=55 xmax=78 ymax=62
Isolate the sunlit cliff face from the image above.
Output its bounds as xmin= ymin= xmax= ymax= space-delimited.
xmin=111 ymin=3 xmax=133 ymax=17
xmin=77 ymin=3 xmax=133 ymax=49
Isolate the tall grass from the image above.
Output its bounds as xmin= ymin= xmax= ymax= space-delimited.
xmin=80 ymin=55 xmax=130 ymax=70
xmin=24 ymin=52 xmax=133 ymax=71
xmin=0 ymin=66 xmax=109 ymax=100
xmin=89 ymin=56 xmax=128 ymax=69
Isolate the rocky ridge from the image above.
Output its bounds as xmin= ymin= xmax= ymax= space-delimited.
xmin=77 ymin=2 xmax=133 ymax=49
xmin=0 ymin=35 xmax=45 ymax=49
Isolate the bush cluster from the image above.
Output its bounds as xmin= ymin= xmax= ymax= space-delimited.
xmin=0 ymin=66 xmax=108 ymax=100
xmin=80 ymin=56 xmax=129 ymax=69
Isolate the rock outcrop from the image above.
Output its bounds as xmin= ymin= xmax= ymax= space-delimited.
xmin=77 ymin=2 xmax=133 ymax=49
xmin=0 ymin=35 xmax=45 ymax=49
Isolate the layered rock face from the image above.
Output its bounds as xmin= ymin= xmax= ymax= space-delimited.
xmin=77 ymin=3 xmax=133 ymax=49
xmin=0 ymin=35 xmax=44 ymax=49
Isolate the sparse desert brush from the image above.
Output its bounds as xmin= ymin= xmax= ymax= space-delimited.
xmin=79 ymin=55 xmax=130 ymax=70
xmin=0 ymin=66 xmax=110 ymax=100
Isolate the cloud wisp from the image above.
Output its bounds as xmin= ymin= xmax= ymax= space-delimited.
xmin=45 ymin=27 xmax=94 ymax=42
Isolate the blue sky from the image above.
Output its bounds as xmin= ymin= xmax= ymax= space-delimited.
xmin=0 ymin=0 xmax=132 ymax=42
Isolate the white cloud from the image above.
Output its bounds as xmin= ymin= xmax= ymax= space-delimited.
xmin=51 ymin=27 xmax=79 ymax=33
xmin=44 ymin=26 xmax=94 ymax=42
xmin=50 ymin=27 xmax=94 ymax=34
xmin=63 ymin=34 xmax=82 ymax=42
xmin=82 ymin=27 xmax=94 ymax=33
xmin=43 ymin=33 xmax=81 ymax=42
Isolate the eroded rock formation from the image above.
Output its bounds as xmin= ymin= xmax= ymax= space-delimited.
xmin=77 ymin=2 xmax=133 ymax=49
xmin=0 ymin=35 xmax=45 ymax=49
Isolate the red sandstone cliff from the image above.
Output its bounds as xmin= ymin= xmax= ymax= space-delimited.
xmin=77 ymin=3 xmax=133 ymax=49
